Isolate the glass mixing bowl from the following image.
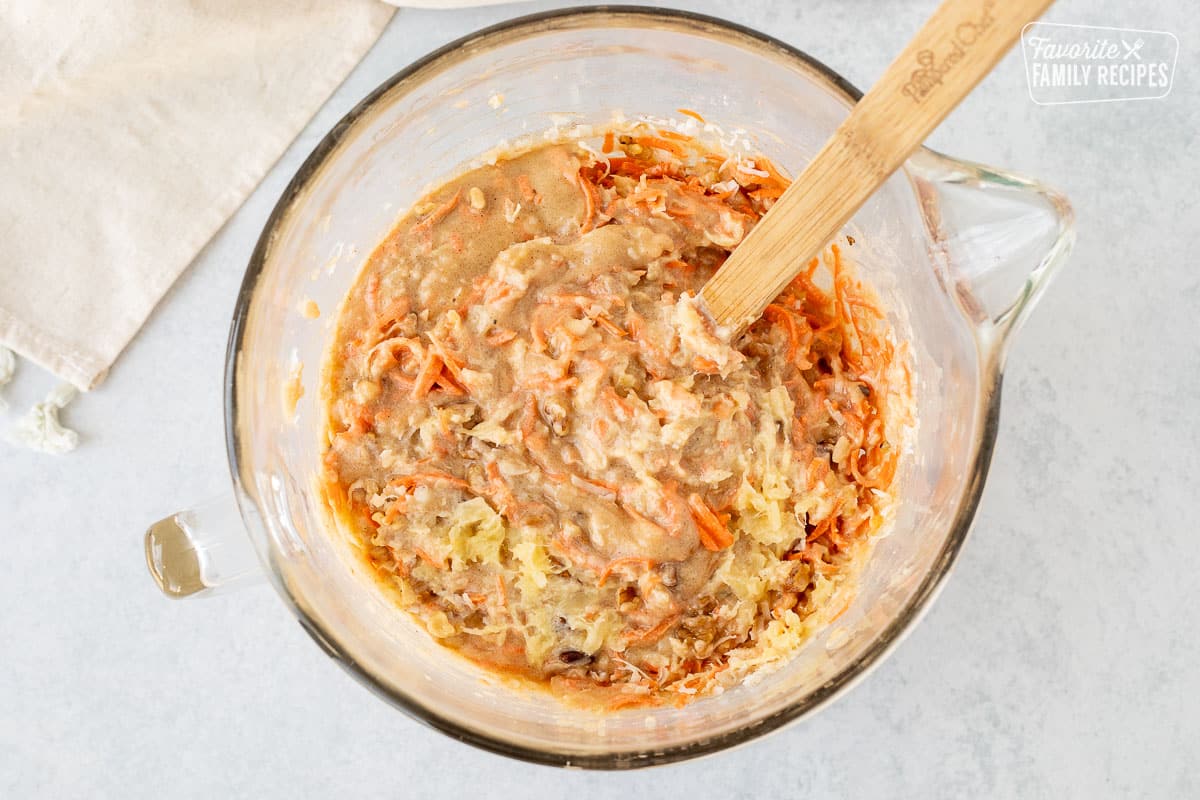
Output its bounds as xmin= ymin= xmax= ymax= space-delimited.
xmin=144 ymin=7 xmax=1073 ymax=768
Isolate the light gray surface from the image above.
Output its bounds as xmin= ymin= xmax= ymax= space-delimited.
xmin=2 ymin=1 xmax=1197 ymax=796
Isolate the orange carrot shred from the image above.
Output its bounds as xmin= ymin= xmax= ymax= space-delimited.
xmin=495 ymin=574 xmax=508 ymax=611
xmin=412 ymin=353 xmax=443 ymax=399
xmin=412 ymin=189 xmax=461 ymax=234
xmin=635 ymin=135 xmax=687 ymax=157
xmin=390 ymin=471 xmax=470 ymax=490
xmin=486 ymin=329 xmax=518 ymax=346
xmin=623 ymin=613 xmax=681 ymax=644
xmin=577 ymin=171 xmax=599 ymax=232
xmin=762 ymin=303 xmax=802 ymax=362
xmin=687 ymin=493 xmax=734 ymax=551
xmin=593 ymin=314 xmax=627 ymax=338
xmin=597 ymin=557 xmax=655 ymax=585
xmin=413 ymin=548 xmax=444 ymax=569
xmin=656 ymin=129 xmax=692 ymax=141
xmin=365 ymin=273 xmax=381 ymax=318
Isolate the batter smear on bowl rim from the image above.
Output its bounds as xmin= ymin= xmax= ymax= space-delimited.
xmin=320 ymin=121 xmax=913 ymax=708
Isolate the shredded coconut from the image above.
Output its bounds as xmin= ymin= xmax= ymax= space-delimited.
xmin=13 ymin=383 xmax=80 ymax=454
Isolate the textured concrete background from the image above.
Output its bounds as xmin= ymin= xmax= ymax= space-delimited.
xmin=2 ymin=1 xmax=1196 ymax=797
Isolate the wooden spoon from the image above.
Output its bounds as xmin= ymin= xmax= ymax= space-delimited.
xmin=699 ymin=0 xmax=1054 ymax=332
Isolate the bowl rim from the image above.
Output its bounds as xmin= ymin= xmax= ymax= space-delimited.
xmin=225 ymin=4 xmax=1000 ymax=770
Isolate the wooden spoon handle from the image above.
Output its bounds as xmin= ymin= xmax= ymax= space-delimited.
xmin=700 ymin=0 xmax=1053 ymax=331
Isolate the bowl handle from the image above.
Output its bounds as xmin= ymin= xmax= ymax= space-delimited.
xmin=144 ymin=495 xmax=264 ymax=598
xmin=909 ymin=148 xmax=1076 ymax=367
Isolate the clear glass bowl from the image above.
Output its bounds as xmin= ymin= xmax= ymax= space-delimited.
xmin=144 ymin=7 xmax=1073 ymax=768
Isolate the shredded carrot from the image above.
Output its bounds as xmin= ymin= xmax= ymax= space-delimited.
xmin=592 ymin=313 xmax=627 ymax=338
xmin=495 ymin=574 xmax=508 ymax=612
xmin=677 ymin=108 xmax=706 ymax=124
xmin=516 ymin=174 xmax=537 ymax=204
xmin=412 ymin=189 xmax=461 ymax=234
xmin=531 ymin=321 xmax=550 ymax=356
xmin=687 ymin=493 xmax=734 ymax=551
xmin=809 ymin=512 xmax=846 ymax=551
xmin=597 ymin=557 xmax=655 ymax=585
xmin=623 ymin=613 xmax=681 ymax=644
xmin=603 ymin=156 xmax=684 ymax=182
xmin=426 ymin=334 xmax=464 ymax=377
xmin=624 ymin=314 xmax=671 ymax=376
xmin=829 ymin=599 xmax=852 ymax=623
xmin=411 ymin=353 xmax=443 ymax=399
xmin=570 ymin=473 xmax=618 ymax=500
xmin=806 ymin=456 xmax=832 ymax=490
xmin=365 ymin=273 xmax=381 ymax=318
xmin=577 ymin=171 xmax=599 ymax=233
xmin=527 ymin=374 xmax=579 ymax=392
xmin=621 ymin=504 xmax=671 ymax=538
xmin=601 ymin=130 xmax=615 ymax=153
xmin=485 ymin=328 xmax=517 ymax=346
xmin=762 ymin=303 xmax=802 ymax=362
xmin=656 ymin=128 xmax=692 ymax=142
xmin=484 ymin=463 xmax=519 ymax=518
xmin=383 ymin=502 xmax=405 ymax=524
xmin=433 ymin=369 xmax=468 ymax=396
xmin=389 ymin=471 xmax=470 ymax=490
xmin=375 ymin=297 xmax=412 ymax=330
xmin=651 ymin=480 xmax=691 ymax=532
xmin=849 ymin=444 xmax=898 ymax=490
xmin=664 ymin=200 xmax=696 ymax=218
xmin=413 ymin=547 xmax=444 ymax=569
xmin=520 ymin=394 xmax=538 ymax=440
xmin=346 ymin=405 xmax=374 ymax=435
xmin=635 ymin=135 xmax=688 ymax=158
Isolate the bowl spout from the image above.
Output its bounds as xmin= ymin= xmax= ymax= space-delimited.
xmin=910 ymin=149 xmax=1075 ymax=366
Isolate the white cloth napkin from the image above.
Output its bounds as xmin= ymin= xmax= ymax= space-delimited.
xmin=0 ymin=0 xmax=396 ymax=395
xmin=1 ymin=0 xmax=533 ymax=451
